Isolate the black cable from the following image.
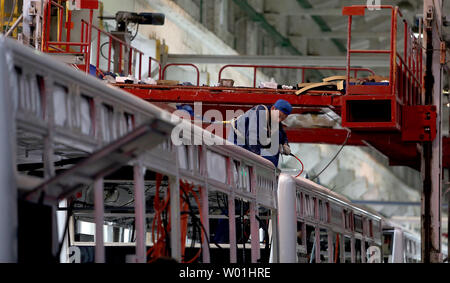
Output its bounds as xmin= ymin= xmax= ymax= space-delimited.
xmin=99 ymin=24 xmax=139 ymax=68
xmin=216 ymin=192 xmax=229 ymax=219
xmin=255 ymin=214 xmax=270 ymax=262
xmin=181 ymin=202 xmax=201 ymax=261
xmin=310 ymin=129 xmax=350 ymax=182
xmin=100 ymin=41 xmax=114 ymax=65
xmin=180 ymin=192 xmax=202 ymax=262
xmin=130 ymin=24 xmax=139 ymax=42
xmin=180 ymin=189 xmax=214 ymax=261
xmin=181 ymin=210 xmax=197 ymax=261
xmin=131 ymin=220 xmax=135 ymax=243
xmin=222 ymin=194 xmax=229 ymax=216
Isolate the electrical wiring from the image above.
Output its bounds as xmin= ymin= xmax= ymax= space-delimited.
xmin=290 ymin=153 xmax=304 ymax=178
xmin=147 ymin=173 xmax=170 ymax=262
xmin=179 ymin=182 xmax=203 ymax=263
xmin=145 ymin=175 xmax=210 ymax=263
xmin=180 ymin=182 xmax=221 ymax=262
xmin=99 ymin=41 xmax=114 ymax=65
xmin=310 ymin=129 xmax=351 ymax=182
xmin=99 ymin=23 xmax=139 ymax=66
xmin=130 ymin=24 xmax=139 ymax=42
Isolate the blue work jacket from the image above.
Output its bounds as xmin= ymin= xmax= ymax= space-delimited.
xmin=227 ymin=105 xmax=289 ymax=167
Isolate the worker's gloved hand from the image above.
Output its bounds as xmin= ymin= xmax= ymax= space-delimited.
xmin=280 ymin=144 xmax=291 ymax=155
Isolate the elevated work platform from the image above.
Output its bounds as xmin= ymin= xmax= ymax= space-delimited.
xmin=112 ymin=6 xmax=435 ymax=171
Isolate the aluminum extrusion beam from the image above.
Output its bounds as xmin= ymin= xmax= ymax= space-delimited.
xmin=134 ymin=165 xmax=147 ymax=263
xmin=94 ymin=178 xmax=105 ymax=263
xmin=167 ymin=54 xmax=390 ymax=67
xmin=0 ymin=38 xmax=18 ymax=263
xmin=277 ymin=174 xmax=297 ymax=263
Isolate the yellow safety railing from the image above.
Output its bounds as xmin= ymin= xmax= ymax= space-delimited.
xmin=1 ymin=0 xmax=21 ymax=38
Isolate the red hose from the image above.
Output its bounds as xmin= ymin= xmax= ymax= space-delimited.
xmin=291 ymin=154 xmax=304 ymax=178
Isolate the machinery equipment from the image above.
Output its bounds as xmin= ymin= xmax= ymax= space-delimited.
xmin=99 ymin=11 xmax=165 ymax=75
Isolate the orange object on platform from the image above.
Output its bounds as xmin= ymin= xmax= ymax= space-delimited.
xmin=78 ymin=0 xmax=98 ymax=9
xmin=342 ymin=6 xmax=365 ymax=16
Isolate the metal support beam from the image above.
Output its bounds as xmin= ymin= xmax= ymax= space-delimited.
xmin=200 ymin=184 xmax=210 ymax=263
xmin=295 ymin=0 xmax=346 ymax=53
xmin=264 ymin=9 xmax=347 ymax=16
xmin=231 ymin=0 xmax=302 ymax=56
xmin=350 ymin=200 xmax=441 ymax=207
xmin=250 ymin=200 xmax=259 ymax=262
xmin=167 ymin=54 xmax=390 ymax=67
xmin=94 ymin=177 xmax=105 ymax=263
xmin=133 ymin=164 xmax=146 ymax=263
xmin=264 ymin=8 xmax=391 ymax=16
xmin=0 ymin=38 xmax=17 ymax=263
xmin=287 ymin=31 xmax=387 ymax=40
xmin=422 ymin=1 xmax=443 ymax=263
xmin=169 ymin=176 xmax=181 ymax=262
xmin=226 ymin=157 xmax=237 ymax=263
xmin=5 ymin=13 xmax=23 ymax=37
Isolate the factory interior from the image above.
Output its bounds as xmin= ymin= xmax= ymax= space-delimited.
xmin=0 ymin=0 xmax=449 ymax=264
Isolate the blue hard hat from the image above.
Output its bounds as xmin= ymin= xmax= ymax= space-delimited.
xmin=176 ymin=104 xmax=194 ymax=117
xmin=274 ymin=99 xmax=292 ymax=115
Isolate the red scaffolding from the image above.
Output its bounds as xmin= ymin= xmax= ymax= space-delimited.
xmin=42 ymin=4 xmax=442 ymax=171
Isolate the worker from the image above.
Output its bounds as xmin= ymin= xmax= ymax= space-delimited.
xmin=227 ymin=99 xmax=292 ymax=167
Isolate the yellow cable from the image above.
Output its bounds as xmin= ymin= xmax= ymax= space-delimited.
xmin=1 ymin=0 xmax=4 ymax=33
xmin=12 ymin=0 xmax=18 ymax=37
xmin=57 ymin=0 xmax=61 ymax=41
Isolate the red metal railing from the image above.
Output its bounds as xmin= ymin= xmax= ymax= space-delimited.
xmin=343 ymin=5 xmax=423 ymax=105
xmin=43 ymin=0 xmax=88 ymax=53
xmin=42 ymin=1 xmax=155 ymax=79
xmin=162 ymin=63 xmax=200 ymax=86
xmin=149 ymin=57 xmax=162 ymax=80
xmin=81 ymin=19 xmax=145 ymax=78
xmin=218 ymin=64 xmax=375 ymax=88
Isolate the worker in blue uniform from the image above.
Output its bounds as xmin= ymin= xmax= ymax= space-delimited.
xmin=227 ymin=99 xmax=292 ymax=167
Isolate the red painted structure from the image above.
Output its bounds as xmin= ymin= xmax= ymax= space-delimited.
xmin=218 ymin=65 xmax=375 ymax=88
xmin=41 ymin=0 xmax=155 ymax=78
xmin=341 ymin=5 xmax=426 ymax=134
xmin=42 ymin=4 xmax=445 ymax=171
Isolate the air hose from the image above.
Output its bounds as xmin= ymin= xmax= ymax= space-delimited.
xmin=290 ymin=153 xmax=304 ymax=178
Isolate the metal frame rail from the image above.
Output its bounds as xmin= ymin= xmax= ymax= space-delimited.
xmin=42 ymin=0 xmax=159 ymax=79
xmin=277 ymin=174 xmax=383 ymax=263
xmin=342 ymin=5 xmax=425 ymax=130
xmin=0 ymin=36 xmax=279 ymax=263
xmin=218 ymin=65 xmax=375 ymax=88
